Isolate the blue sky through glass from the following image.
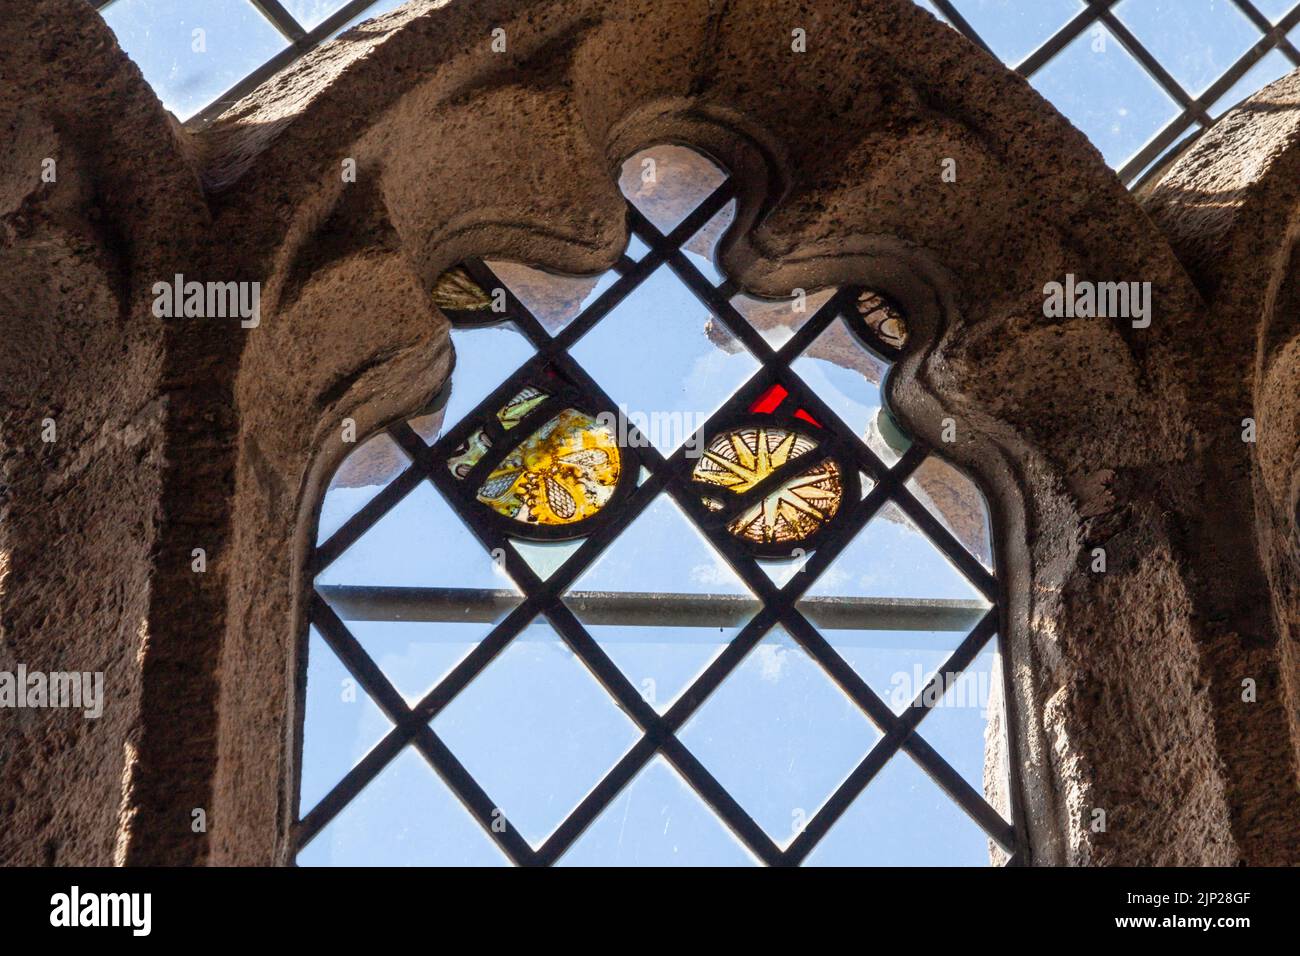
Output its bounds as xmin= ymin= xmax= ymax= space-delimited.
xmin=96 ymin=0 xmax=1300 ymax=183
xmin=1030 ymin=21 xmax=1182 ymax=168
xmin=297 ymin=146 xmax=1010 ymax=866
xmin=101 ymin=0 xmax=289 ymax=121
xmin=949 ymin=0 xmax=1085 ymax=67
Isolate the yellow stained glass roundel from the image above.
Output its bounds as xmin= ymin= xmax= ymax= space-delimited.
xmin=692 ymin=426 xmax=843 ymax=545
xmin=475 ymin=409 xmax=621 ymax=526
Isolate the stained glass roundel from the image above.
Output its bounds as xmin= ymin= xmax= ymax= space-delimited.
xmin=846 ymin=289 xmax=909 ymax=357
xmin=691 ymin=421 xmax=853 ymax=555
xmin=476 ymin=408 xmax=622 ymax=528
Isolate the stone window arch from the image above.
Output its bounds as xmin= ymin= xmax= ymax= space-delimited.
xmin=291 ymin=144 xmax=1023 ymax=866
xmin=17 ymin=0 xmax=1300 ymax=867
xmin=200 ymin=2 xmax=1265 ymax=868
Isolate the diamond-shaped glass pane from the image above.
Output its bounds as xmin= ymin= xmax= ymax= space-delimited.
xmin=1115 ymin=0 xmax=1260 ymax=98
xmin=949 ymin=0 xmax=1085 ymax=67
xmin=316 ymin=480 xmax=519 ymax=592
xmin=298 ymin=747 xmax=509 ymax=866
xmin=682 ymin=200 xmax=735 ymax=286
xmin=816 ymin=627 xmax=976 ymax=716
xmin=316 ymin=430 xmax=410 ymax=544
xmin=572 ymin=266 xmax=759 ymax=454
xmin=486 ymin=260 xmax=617 ymax=336
xmin=679 ymin=626 xmax=880 ymax=847
xmin=439 ymin=323 xmax=535 ymax=434
xmin=732 ymin=288 xmax=837 ymax=351
xmin=316 ymin=479 xmax=523 ymax=711
xmin=299 ymin=626 xmax=393 ymax=814
xmin=1030 ymin=22 xmax=1181 ymax=168
xmin=433 ymin=621 xmax=641 ymax=848
xmin=802 ymin=750 xmax=993 ymax=866
xmin=558 ymin=756 xmax=758 ymax=866
xmin=565 ymin=494 xmax=760 ymax=714
xmin=791 ymin=315 xmax=906 ymax=466
xmin=906 ymin=454 xmax=994 ymax=570
xmin=349 ymin=620 xmax=482 ymax=707
xmin=915 ymin=641 xmax=1012 ymax=828
xmin=508 ymin=537 xmax=584 ymax=581
xmin=102 ymin=0 xmax=290 ymax=121
xmin=626 ymin=233 xmax=651 ymax=260
xmin=619 ymin=145 xmax=727 ymax=234
xmin=800 ymin=501 xmax=989 ymax=604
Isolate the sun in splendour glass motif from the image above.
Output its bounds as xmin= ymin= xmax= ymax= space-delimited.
xmin=476 ymin=408 xmax=622 ymax=526
xmin=692 ymin=426 xmax=844 ymax=545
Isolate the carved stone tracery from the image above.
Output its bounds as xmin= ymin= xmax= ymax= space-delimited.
xmin=2 ymin=0 xmax=1298 ymax=865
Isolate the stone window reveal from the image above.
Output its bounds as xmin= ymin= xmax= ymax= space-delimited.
xmin=294 ymin=145 xmax=1020 ymax=866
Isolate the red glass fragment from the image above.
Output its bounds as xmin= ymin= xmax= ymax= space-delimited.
xmin=749 ymin=384 xmax=788 ymax=414
xmin=794 ymin=408 xmax=821 ymax=428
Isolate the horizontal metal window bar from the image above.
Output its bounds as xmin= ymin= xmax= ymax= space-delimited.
xmin=316 ymin=585 xmax=989 ymax=632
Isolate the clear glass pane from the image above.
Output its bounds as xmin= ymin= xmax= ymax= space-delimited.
xmin=799 ymin=501 xmax=990 ymax=604
xmin=626 ymin=233 xmax=651 ymax=261
xmin=619 ymin=145 xmax=727 ymax=234
xmin=509 ymin=537 xmax=584 ymax=581
xmin=906 ymin=454 xmax=995 ymax=570
xmin=407 ymin=403 xmax=445 ymax=445
xmin=432 ymin=620 xmax=641 ymax=848
xmin=1255 ymin=0 xmax=1300 ymax=21
xmin=1114 ymin=0 xmax=1259 ymax=98
xmin=485 ymin=260 xmax=616 ymax=336
xmin=949 ymin=0 xmax=1085 ymax=67
xmin=315 ymin=480 xmax=519 ymax=593
xmin=682 ymin=200 xmax=735 ymax=286
xmin=297 ymin=746 xmax=509 ymax=866
xmin=1131 ymin=120 xmax=1202 ymax=185
xmin=441 ymin=323 xmax=535 ymax=433
xmin=557 ymin=756 xmax=758 ymax=866
xmin=816 ymin=627 xmax=975 ymax=716
xmin=315 ymin=430 xmax=410 ymax=544
xmin=281 ymin=0 xmax=352 ymax=31
xmin=791 ymin=315 xmax=906 ymax=465
xmin=298 ymin=626 xmax=393 ymax=814
xmin=731 ymin=287 xmax=837 ymax=350
xmin=571 ymin=266 xmax=759 ymax=454
xmin=914 ymin=641 xmax=1012 ymax=828
xmin=101 ymin=0 xmax=289 ymax=120
xmin=1030 ymin=22 xmax=1181 ymax=168
xmin=802 ymin=750 xmax=994 ymax=866
xmin=565 ymin=494 xmax=760 ymax=714
xmin=348 ymin=620 xmax=484 ymax=707
xmin=679 ymin=626 xmax=880 ymax=847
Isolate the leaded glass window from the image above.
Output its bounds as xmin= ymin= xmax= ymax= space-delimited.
xmin=295 ymin=145 xmax=1021 ymax=866
xmin=95 ymin=0 xmax=1300 ymax=188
